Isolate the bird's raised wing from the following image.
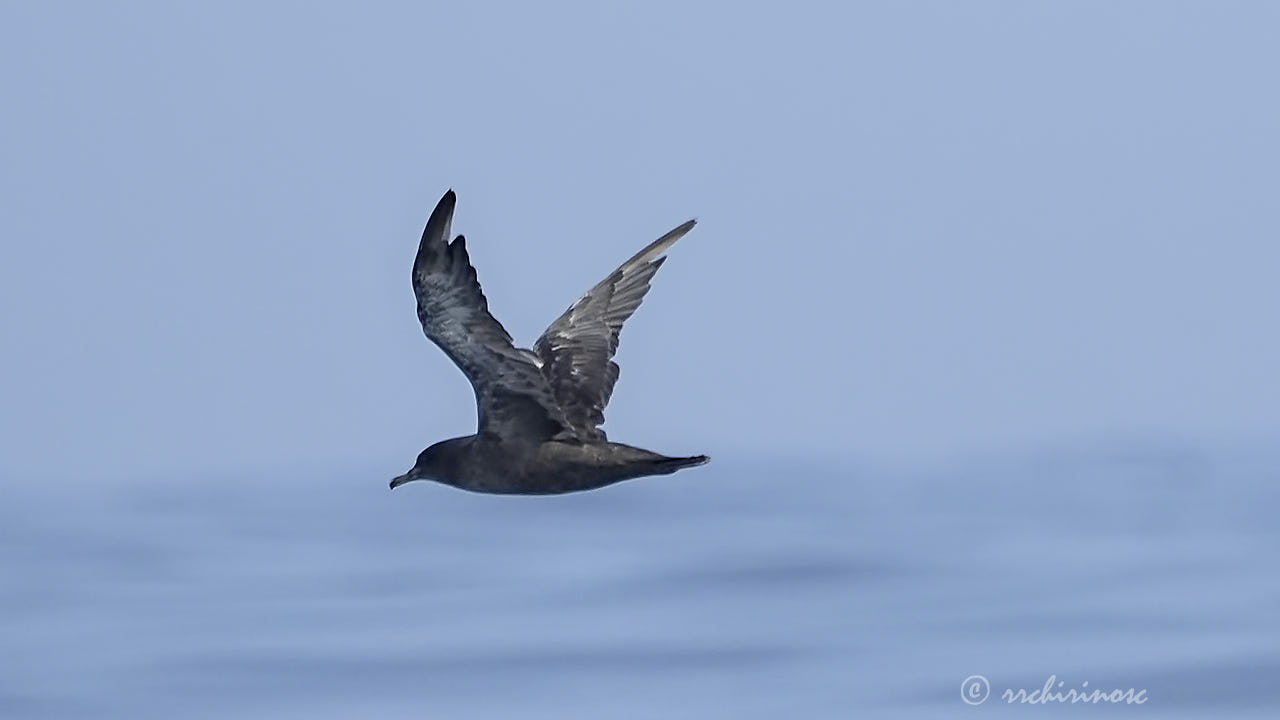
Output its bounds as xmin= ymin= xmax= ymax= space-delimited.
xmin=413 ymin=190 xmax=574 ymax=442
xmin=533 ymin=219 xmax=696 ymax=441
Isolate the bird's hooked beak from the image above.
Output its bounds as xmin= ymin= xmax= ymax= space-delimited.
xmin=389 ymin=470 xmax=419 ymax=490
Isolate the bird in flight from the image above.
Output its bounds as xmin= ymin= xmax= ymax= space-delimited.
xmin=390 ymin=190 xmax=708 ymax=495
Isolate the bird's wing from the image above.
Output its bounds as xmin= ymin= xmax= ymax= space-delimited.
xmin=532 ymin=219 xmax=696 ymax=441
xmin=413 ymin=190 xmax=575 ymax=442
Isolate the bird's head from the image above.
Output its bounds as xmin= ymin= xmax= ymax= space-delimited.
xmin=390 ymin=438 xmax=465 ymax=489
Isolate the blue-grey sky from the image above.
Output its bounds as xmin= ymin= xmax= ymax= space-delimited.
xmin=2 ymin=2 xmax=1277 ymax=482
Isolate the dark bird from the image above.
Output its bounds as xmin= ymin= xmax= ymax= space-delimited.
xmin=390 ymin=190 xmax=708 ymax=494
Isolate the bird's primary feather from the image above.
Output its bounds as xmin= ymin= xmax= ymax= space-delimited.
xmin=533 ymin=220 xmax=697 ymax=440
xmin=411 ymin=190 xmax=574 ymax=441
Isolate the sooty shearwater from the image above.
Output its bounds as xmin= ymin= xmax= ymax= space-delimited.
xmin=390 ymin=190 xmax=708 ymax=495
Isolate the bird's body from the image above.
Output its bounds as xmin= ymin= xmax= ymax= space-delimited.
xmin=391 ymin=190 xmax=707 ymax=495
xmin=404 ymin=436 xmax=708 ymax=495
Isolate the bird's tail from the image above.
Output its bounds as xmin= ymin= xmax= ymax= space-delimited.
xmin=650 ymin=454 xmax=710 ymax=475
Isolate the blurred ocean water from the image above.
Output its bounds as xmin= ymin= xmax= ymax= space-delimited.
xmin=2 ymin=445 xmax=1277 ymax=719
